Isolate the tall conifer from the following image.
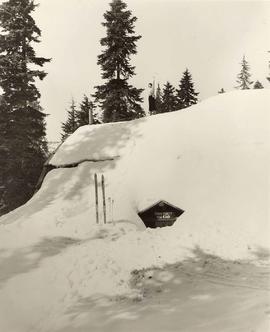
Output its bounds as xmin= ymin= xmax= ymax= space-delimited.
xmin=76 ymin=95 xmax=99 ymax=127
xmin=155 ymin=83 xmax=163 ymax=114
xmin=93 ymin=0 xmax=144 ymax=122
xmin=176 ymin=69 xmax=199 ymax=109
xmin=0 ymin=0 xmax=50 ymax=214
xmin=236 ymin=56 xmax=252 ymax=90
xmin=161 ymin=82 xmax=177 ymax=113
xmin=61 ymin=99 xmax=79 ymax=141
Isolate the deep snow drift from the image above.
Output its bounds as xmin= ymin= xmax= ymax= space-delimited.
xmin=0 ymin=90 xmax=269 ymax=331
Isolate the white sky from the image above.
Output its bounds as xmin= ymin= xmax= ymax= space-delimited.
xmin=17 ymin=1 xmax=270 ymax=140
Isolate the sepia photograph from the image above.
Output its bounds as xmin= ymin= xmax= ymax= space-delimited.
xmin=0 ymin=0 xmax=269 ymax=331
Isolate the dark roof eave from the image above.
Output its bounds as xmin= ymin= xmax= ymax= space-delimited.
xmin=138 ymin=199 xmax=184 ymax=215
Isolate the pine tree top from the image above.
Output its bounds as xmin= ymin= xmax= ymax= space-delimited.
xmin=176 ymin=68 xmax=199 ymax=109
xmin=161 ymin=81 xmax=177 ymax=113
xmin=94 ymin=0 xmax=144 ymax=123
xmin=0 ymin=0 xmax=51 ymax=110
xmin=253 ymin=80 xmax=264 ymax=89
xmin=236 ymin=55 xmax=252 ymax=90
xmin=61 ymin=99 xmax=78 ymax=141
xmin=98 ymin=0 xmax=141 ymax=80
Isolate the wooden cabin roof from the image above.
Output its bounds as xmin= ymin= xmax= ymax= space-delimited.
xmin=138 ymin=200 xmax=184 ymax=215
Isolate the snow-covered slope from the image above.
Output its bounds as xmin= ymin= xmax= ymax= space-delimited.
xmin=1 ymin=89 xmax=269 ymax=248
xmin=0 ymin=90 xmax=269 ymax=331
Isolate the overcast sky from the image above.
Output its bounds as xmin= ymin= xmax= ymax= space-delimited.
xmin=30 ymin=0 xmax=270 ymax=140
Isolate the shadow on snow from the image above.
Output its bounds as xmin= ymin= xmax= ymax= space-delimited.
xmin=53 ymin=246 xmax=270 ymax=332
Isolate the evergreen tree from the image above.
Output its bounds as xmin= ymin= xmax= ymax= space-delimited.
xmin=155 ymin=83 xmax=163 ymax=114
xmin=93 ymin=0 xmax=144 ymax=122
xmin=0 ymin=0 xmax=50 ymax=215
xmin=76 ymin=95 xmax=99 ymax=127
xmin=161 ymin=82 xmax=177 ymax=113
xmin=236 ymin=55 xmax=252 ymax=89
xmin=253 ymin=80 xmax=264 ymax=89
xmin=61 ymin=99 xmax=79 ymax=141
xmin=176 ymin=69 xmax=199 ymax=109
xmin=0 ymin=99 xmax=11 ymax=214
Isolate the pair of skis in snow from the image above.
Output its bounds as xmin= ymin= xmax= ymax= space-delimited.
xmin=94 ymin=173 xmax=114 ymax=225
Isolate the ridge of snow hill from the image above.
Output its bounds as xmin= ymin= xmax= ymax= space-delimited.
xmin=0 ymin=89 xmax=269 ymax=332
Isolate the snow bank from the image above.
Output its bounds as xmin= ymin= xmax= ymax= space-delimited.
xmin=0 ymin=90 xmax=269 ymax=331
xmin=3 ymin=89 xmax=268 ymax=249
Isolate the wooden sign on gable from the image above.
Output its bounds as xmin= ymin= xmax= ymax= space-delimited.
xmin=138 ymin=200 xmax=184 ymax=228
